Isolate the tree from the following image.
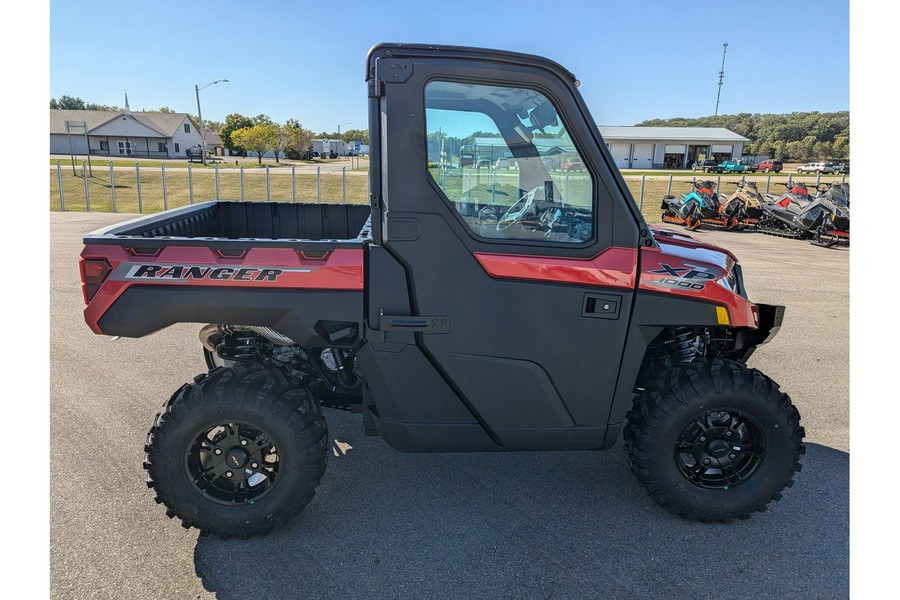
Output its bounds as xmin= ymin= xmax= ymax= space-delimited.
xmin=813 ymin=141 xmax=833 ymax=160
xmin=776 ymin=139 xmax=787 ymax=161
xmin=50 ymin=96 xmax=125 ymax=111
xmin=50 ymin=95 xmax=87 ymax=110
xmin=801 ymin=135 xmax=818 ymax=160
xmin=220 ymin=113 xmax=254 ymax=155
xmin=188 ymin=116 xmax=223 ymax=131
xmin=340 ymin=128 xmax=369 ymax=144
xmin=231 ymin=124 xmax=279 ymax=164
xmin=785 ymin=141 xmax=804 ymax=161
xmin=271 ymin=124 xmax=290 ymax=164
xmin=157 ymin=106 xmax=174 ymax=113
xmin=832 ymin=136 xmax=849 ymax=160
xmin=252 ymin=114 xmax=274 ymax=126
xmin=284 ymin=121 xmax=315 ymax=160
xmin=86 ymin=102 xmax=123 ymax=111
xmin=636 ymin=110 xmax=850 ymax=158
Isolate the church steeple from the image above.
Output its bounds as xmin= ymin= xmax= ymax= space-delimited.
xmin=124 ymin=90 xmax=131 ymax=113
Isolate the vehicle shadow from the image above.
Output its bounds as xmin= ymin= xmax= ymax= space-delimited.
xmin=193 ymin=409 xmax=847 ymax=600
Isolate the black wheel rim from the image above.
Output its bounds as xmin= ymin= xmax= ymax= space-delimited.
xmin=184 ymin=422 xmax=280 ymax=506
xmin=674 ymin=409 xmax=766 ymax=490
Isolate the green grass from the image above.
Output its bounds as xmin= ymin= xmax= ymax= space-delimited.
xmin=50 ymin=166 xmax=369 ymax=213
xmin=50 ymin=162 xmax=842 ymax=221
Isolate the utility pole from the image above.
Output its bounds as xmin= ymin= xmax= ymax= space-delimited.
xmin=337 ymin=122 xmax=351 ymax=156
xmin=195 ymin=79 xmax=229 ymax=165
xmin=715 ymin=43 xmax=728 ymax=116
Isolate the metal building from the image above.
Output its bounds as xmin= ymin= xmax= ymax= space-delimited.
xmin=598 ymin=126 xmax=749 ymax=170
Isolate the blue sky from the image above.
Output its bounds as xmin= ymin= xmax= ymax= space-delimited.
xmin=49 ymin=0 xmax=849 ymax=131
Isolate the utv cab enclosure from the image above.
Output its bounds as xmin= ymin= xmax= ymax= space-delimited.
xmin=80 ymin=43 xmax=804 ymax=537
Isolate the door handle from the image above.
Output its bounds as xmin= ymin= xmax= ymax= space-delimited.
xmin=582 ymin=293 xmax=622 ymax=320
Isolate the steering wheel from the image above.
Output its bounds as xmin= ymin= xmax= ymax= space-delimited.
xmin=496 ymin=186 xmax=541 ymax=232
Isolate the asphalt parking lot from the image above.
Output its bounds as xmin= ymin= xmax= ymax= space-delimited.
xmin=50 ymin=212 xmax=848 ymax=599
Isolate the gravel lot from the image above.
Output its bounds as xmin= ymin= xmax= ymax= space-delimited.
xmin=50 ymin=212 xmax=848 ymax=599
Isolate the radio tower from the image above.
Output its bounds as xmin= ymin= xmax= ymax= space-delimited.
xmin=715 ymin=43 xmax=728 ymax=116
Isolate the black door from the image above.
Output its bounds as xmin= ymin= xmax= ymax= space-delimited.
xmin=367 ymin=45 xmax=642 ymax=450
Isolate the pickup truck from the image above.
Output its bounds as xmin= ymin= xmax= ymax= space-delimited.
xmin=79 ymin=43 xmax=803 ymax=537
xmin=711 ymin=160 xmax=758 ymax=174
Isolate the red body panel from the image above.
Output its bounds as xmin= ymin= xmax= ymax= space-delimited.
xmin=473 ymin=247 xmax=638 ymax=290
xmin=474 ymin=235 xmax=757 ymax=329
xmin=638 ymin=241 xmax=757 ymax=329
xmin=80 ymin=244 xmax=364 ymax=334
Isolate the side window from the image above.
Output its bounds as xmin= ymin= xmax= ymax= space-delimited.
xmin=425 ymin=81 xmax=594 ymax=244
xmin=184 ymin=123 xmax=191 ymax=133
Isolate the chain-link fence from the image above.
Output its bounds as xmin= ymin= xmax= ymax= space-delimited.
xmin=51 ymin=161 xmax=848 ymax=226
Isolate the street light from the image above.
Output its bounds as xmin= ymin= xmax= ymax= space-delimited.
xmin=337 ymin=122 xmax=351 ymax=156
xmin=195 ymin=79 xmax=229 ymax=165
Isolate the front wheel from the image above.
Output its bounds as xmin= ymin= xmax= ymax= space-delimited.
xmin=144 ymin=364 xmax=328 ymax=536
xmin=624 ymin=359 xmax=804 ymax=522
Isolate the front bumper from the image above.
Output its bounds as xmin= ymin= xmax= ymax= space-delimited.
xmin=733 ymin=303 xmax=785 ymax=362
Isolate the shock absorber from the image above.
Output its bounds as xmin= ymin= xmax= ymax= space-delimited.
xmin=215 ymin=329 xmax=269 ymax=362
xmin=646 ymin=328 xmax=707 ymax=364
xmin=671 ymin=327 xmax=706 ymax=363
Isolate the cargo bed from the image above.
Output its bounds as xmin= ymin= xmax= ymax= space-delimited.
xmin=83 ymin=201 xmax=373 ymax=249
xmin=80 ymin=201 xmax=369 ymax=341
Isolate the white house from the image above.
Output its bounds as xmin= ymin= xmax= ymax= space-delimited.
xmin=50 ymin=109 xmax=203 ymax=158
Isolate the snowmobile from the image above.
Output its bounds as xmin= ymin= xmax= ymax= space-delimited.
xmin=719 ymin=179 xmax=765 ymax=226
xmin=757 ymin=182 xmax=850 ymax=247
xmin=661 ymin=179 xmax=723 ymax=231
xmin=765 ymin=181 xmax=812 ymax=209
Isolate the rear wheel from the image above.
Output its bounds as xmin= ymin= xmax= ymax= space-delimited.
xmin=144 ymin=364 xmax=328 ymax=537
xmin=624 ymin=359 xmax=804 ymax=522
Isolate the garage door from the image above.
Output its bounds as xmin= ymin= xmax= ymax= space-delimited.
xmin=631 ymin=143 xmax=654 ymax=168
xmin=608 ymin=143 xmax=631 ymax=169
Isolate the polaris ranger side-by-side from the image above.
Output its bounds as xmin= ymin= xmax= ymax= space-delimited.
xmin=79 ymin=44 xmax=804 ymax=536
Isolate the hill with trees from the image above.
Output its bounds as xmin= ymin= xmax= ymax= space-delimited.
xmin=636 ymin=111 xmax=849 ymax=161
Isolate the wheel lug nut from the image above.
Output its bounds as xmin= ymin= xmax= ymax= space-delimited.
xmin=726 ymin=431 xmax=733 ymax=437
xmin=241 ymin=440 xmax=247 ymax=446
xmin=703 ymin=458 xmax=711 ymax=465
xmin=251 ymin=462 xmax=258 ymax=468
xmin=699 ymin=437 xmax=706 ymax=442
xmin=214 ymin=449 xmax=222 ymax=455
xmin=729 ymin=454 xmax=736 ymax=460
xmin=225 ymin=472 xmax=233 ymax=478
